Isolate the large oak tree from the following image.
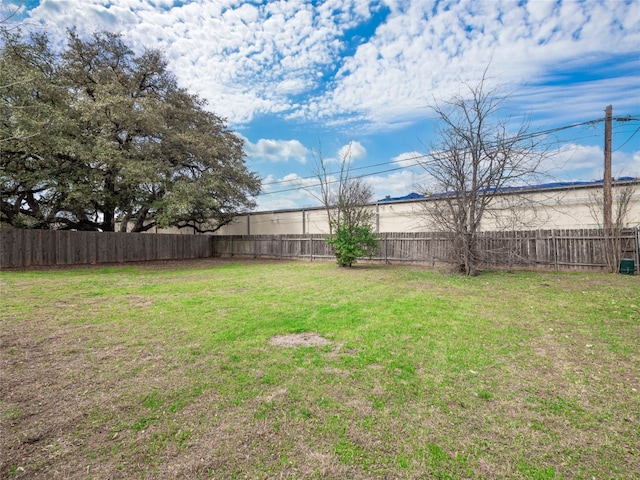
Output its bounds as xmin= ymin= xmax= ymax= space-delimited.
xmin=1 ymin=28 xmax=260 ymax=232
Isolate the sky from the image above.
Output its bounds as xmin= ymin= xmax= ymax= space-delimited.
xmin=4 ymin=0 xmax=640 ymax=211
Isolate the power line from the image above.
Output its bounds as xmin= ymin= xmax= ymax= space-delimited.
xmin=260 ymin=118 xmax=609 ymax=189
xmin=256 ymin=115 xmax=640 ymax=197
xmin=614 ymin=125 xmax=640 ymax=152
xmin=259 ymin=155 xmax=426 ymax=187
xmin=260 ymin=156 xmax=429 ymax=196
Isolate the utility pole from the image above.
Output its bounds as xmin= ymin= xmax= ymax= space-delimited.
xmin=604 ymin=105 xmax=612 ymax=230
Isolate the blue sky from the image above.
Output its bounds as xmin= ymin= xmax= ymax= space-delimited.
xmin=4 ymin=0 xmax=640 ymax=210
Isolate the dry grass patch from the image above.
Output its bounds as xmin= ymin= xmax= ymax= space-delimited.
xmin=268 ymin=332 xmax=333 ymax=347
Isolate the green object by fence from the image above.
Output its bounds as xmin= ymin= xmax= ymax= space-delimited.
xmin=619 ymin=258 xmax=635 ymax=275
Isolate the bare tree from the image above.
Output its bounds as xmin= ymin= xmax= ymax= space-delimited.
xmin=417 ymin=69 xmax=548 ymax=275
xmin=587 ymin=179 xmax=637 ymax=273
xmin=310 ymin=142 xmax=378 ymax=267
xmin=1 ymin=4 xmax=22 ymax=25
xmin=310 ymin=141 xmax=338 ymax=236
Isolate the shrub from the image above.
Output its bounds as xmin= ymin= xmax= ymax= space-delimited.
xmin=327 ymin=222 xmax=379 ymax=267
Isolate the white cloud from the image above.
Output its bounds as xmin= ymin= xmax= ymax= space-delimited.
xmin=512 ymin=74 xmax=640 ymax=132
xmin=338 ymin=140 xmax=366 ymax=162
xmin=391 ymin=151 xmax=424 ymax=169
xmin=257 ymin=172 xmax=322 ymax=210
xmin=543 ymin=143 xmax=603 ymax=179
xmin=12 ymin=0 xmax=640 ymax=141
xmin=19 ymin=0 xmax=363 ymax=123
xmin=244 ymin=138 xmax=309 ymax=164
xmin=9 ymin=0 xmax=638 ymax=214
xmin=369 ymin=143 xmax=640 ymax=203
xmin=367 ymin=169 xmax=430 ymax=201
xmin=304 ymin=0 xmax=640 ymax=127
xmin=535 ymin=143 xmax=640 ymax=181
xmin=255 ymin=140 xmax=640 ymax=211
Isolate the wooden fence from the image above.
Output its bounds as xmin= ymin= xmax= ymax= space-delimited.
xmin=213 ymin=229 xmax=640 ymax=272
xmin=1 ymin=228 xmax=638 ymax=272
xmin=0 ymin=229 xmax=213 ymax=268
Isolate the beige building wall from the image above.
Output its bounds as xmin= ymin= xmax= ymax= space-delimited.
xmin=214 ymin=182 xmax=639 ymax=235
xmin=214 ymin=208 xmax=332 ymax=235
xmin=481 ymin=184 xmax=640 ymax=230
xmin=145 ymin=181 xmax=639 ymax=235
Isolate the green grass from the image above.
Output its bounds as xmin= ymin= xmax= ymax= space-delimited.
xmin=1 ymin=260 xmax=639 ymax=479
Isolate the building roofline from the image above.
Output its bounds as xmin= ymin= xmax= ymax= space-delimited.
xmin=249 ymin=177 xmax=639 ymax=216
xmin=377 ymin=177 xmax=639 ymax=204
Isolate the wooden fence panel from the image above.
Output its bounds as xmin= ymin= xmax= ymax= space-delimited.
xmin=0 ymin=229 xmax=215 ymax=268
xmin=1 ymin=229 xmax=19 ymax=268
xmin=1 ymin=228 xmax=637 ymax=272
xmin=280 ymin=236 xmax=297 ymax=258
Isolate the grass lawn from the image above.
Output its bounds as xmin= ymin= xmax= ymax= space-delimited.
xmin=1 ymin=259 xmax=639 ymax=479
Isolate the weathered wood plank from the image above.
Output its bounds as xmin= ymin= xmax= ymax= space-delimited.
xmin=1 ymin=228 xmax=637 ymax=272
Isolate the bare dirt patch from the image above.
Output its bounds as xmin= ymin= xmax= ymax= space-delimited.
xmin=268 ymin=332 xmax=332 ymax=347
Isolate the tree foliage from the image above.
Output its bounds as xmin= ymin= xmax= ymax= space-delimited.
xmin=1 ymin=28 xmax=260 ymax=232
xmin=311 ymin=142 xmax=378 ymax=267
xmin=419 ymin=70 xmax=547 ymax=275
xmin=327 ymin=221 xmax=378 ymax=267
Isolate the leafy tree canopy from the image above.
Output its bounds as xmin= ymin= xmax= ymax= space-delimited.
xmin=1 ymin=28 xmax=260 ymax=232
xmin=327 ymin=219 xmax=378 ymax=267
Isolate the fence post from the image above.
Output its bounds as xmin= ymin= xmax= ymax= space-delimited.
xmin=552 ymin=230 xmax=558 ymax=272
xmin=310 ymin=236 xmax=313 ymax=262
xmin=635 ymin=227 xmax=640 ymax=274
xmin=384 ymin=232 xmax=388 ymax=264
xmin=432 ymin=234 xmax=437 ymax=266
